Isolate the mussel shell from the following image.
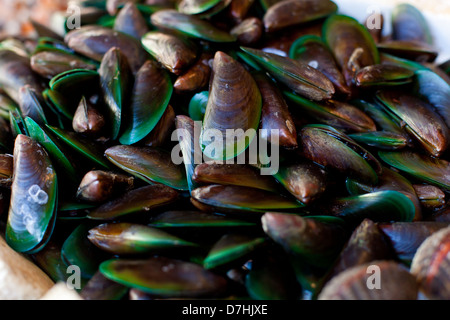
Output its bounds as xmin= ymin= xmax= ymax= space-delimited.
xmin=285 ymin=92 xmax=376 ymax=133
xmin=348 ymin=131 xmax=408 ymax=151
xmin=0 ymin=153 xmax=13 ymax=187
xmin=45 ymin=125 xmax=111 ymax=170
xmin=318 ymin=261 xmax=418 ymax=300
xmin=200 ymin=51 xmax=262 ymax=161
xmin=141 ymin=32 xmax=197 ymax=75
xmin=18 ymin=85 xmax=48 ymax=127
xmin=72 ymin=96 xmax=106 ymax=136
xmin=0 ymin=50 xmax=45 ymax=103
xmin=289 ymin=35 xmax=350 ymax=97
xmin=379 ymin=151 xmax=450 ymax=191
xmin=354 ymin=64 xmax=414 ymax=87
xmin=105 ymin=145 xmax=188 ymax=190
xmin=323 ymin=14 xmax=380 ymax=87
xmin=188 ymin=91 xmax=208 ymax=121
xmin=150 ymin=10 xmax=236 ymax=42
xmin=30 ymin=51 xmax=97 ymax=79
xmin=177 ymin=0 xmax=221 ymax=15
xmin=392 ymin=3 xmax=432 ymax=44
xmin=173 ymin=53 xmax=211 ymax=94
xmin=413 ymin=184 xmax=446 ymax=210
xmin=230 ymin=17 xmax=264 ymax=46
xmin=99 ymin=47 xmax=133 ymax=140
xmin=140 ymin=104 xmax=175 ymax=147
xmin=379 ymin=221 xmax=450 ymax=262
xmin=263 ymin=0 xmax=337 ymax=32
xmin=325 ymin=219 xmax=395 ymax=283
xmin=191 ymin=185 xmax=303 ymax=214
xmin=376 ymin=90 xmax=449 ymax=157
xmin=88 ymin=222 xmax=196 ymax=254
xmin=99 ymin=257 xmax=228 ymax=298
xmin=377 ymin=40 xmax=438 ymax=63
xmin=300 ymin=125 xmax=381 ymax=185
xmin=80 ymin=271 xmax=128 ymax=300
xmin=261 ymin=212 xmax=348 ymax=268
xmin=203 ymin=234 xmax=265 ymax=269
xmin=0 ymin=91 xmax=19 ymax=120
xmin=274 ymin=161 xmax=327 ymax=204
xmin=241 ymin=47 xmax=335 ymax=101
xmin=114 ymin=2 xmax=149 ymax=39
xmin=119 ymin=60 xmax=172 ymax=145
xmin=253 ymin=72 xmax=297 ymax=148
xmin=193 ymin=162 xmax=279 ymax=192
xmin=64 ymin=26 xmax=148 ymax=73
xmin=413 ymin=70 xmax=450 ymax=128
xmin=76 ymin=170 xmax=134 ymax=203
xmin=410 ymin=226 xmax=450 ymax=299
xmin=6 ymin=135 xmax=57 ymax=253
xmin=87 ymin=184 xmax=179 ymax=220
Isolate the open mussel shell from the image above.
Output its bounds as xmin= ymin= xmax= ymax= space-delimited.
xmin=99 ymin=47 xmax=133 ymax=140
xmin=25 ymin=117 xmax=78 ymax=185
xmin=99 ymin=257 xmax=228 ymax=298
xmin=150 ymin=9 xmax=236 ymax=42
xmin=105 ymin=145 xmax=188 ymax=190
xmin=114 ymin=2 xmax=149 ymax=40
xmin=76 ymin=170 xmax=134 ymax=203
xmin=49 ymin=68 xmax=99 ymax=94
xmin=253 ymin=72 xmax=297 ymax=148
xmin=411 ymin=226 xmax=450 ymax=299
xmin=263 ymin=0 xmax=337 ymax=32
xmin=80 ymin=271 xmax=128 ymax=300
xmin=348 ymin=131 xmax=408 ymax=151
xmin=392 ymin=3 xmax=432 ymax=45
xmin=325 ymin=219 xmax=395 ymax=283
xmin=203 ymin=234 xmax=265 ymax=270
xmin=64 ymin=26 xmax=148 ymax=73
xmin=376 ymin=90 xmax=449 ymax=157
xmin=274 ymin=161 xmax=327 ymax=204
xmin=30 ymin=50 xmax=97 ymax=80
xmin=200 ymin=51 xmax=261 ymax=161
xmin=45 ymin=125 xmax=111 ymax=170
xmin=379 ymin=221 xmax=450 ymax=262
xmin=289 ymin=35 xmax=350 ymax=97
xmin=87 ymin=184 xmax=179 ymax=220
xmin=262 ymin=213 xmax=348 ymax=268
xmin=300 ymin=124 xmax=381 ymax=185
xmin=354 ymin=64 xmax=414 ymax=87
xmin=6 ymin=135 xmax=57 ymax=253
xmin=119 ymin=60 xmax=172 ymax=145
xmin=377 ymin=40 xmax=438 ymax=63
xmin=193 ymin=162 xmax=279 ymax=192
xmin=413 ymin=70 xmax=450 ymax=128
xmin=0 ymin=50 xmax=45 ymax=103
xmin=61 ymin=223 xmax=110 ymax=279
xmin=285 ymin=92 xmax=376 ymax=133
xmin=379 ymin=151 xmax=450 ymax=191
xmin=141 ymin=32 xmax=197 ymax=75
xmin=318 ymin=261 xmax=418 ymax=300
xmin=323 ymin=14 xmax=380 ymax=87
xmin=192 ymin=185 xmax=303 ymax=215
xmin=88 ymin=222 xmax=197 ymax=255
xmin=241 ymin=47 xmax=335 ymax=101
xmin=327 ymin=191 xmax=416 ymax=224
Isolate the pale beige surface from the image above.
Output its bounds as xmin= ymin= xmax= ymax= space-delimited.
xmin=0 ymin=236 xmax=54 ymax=300
xmin=40 ymin=282 xmax=83 ymax=300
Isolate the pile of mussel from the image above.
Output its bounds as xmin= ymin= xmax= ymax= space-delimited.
xmin=0 ymin=0 xmax=449 ymax=300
